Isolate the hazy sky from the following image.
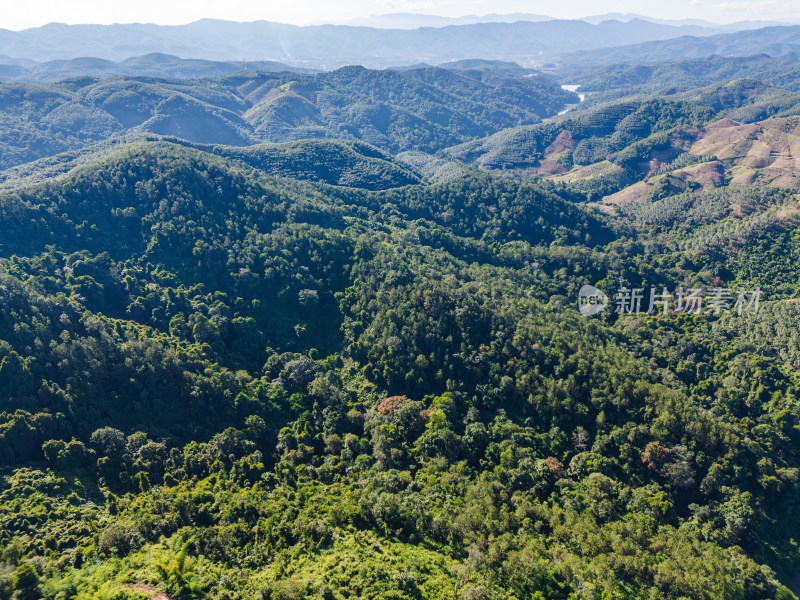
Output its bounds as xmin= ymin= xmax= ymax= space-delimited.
xmin=1 ymin=0 xmax=798 ymax=30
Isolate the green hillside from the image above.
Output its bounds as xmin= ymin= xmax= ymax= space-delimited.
xmin=0 ymin=65 xmax=575 ymax=171
xmin=559 ymin=54 xmax=800 ymax=93
xmin=441 ymin=98 xmax=717 ymax=201
xmin=0 ymin=134 xmax=799 ymax=599
xmin=0 ymin=136 xmax=422 ymax=192
xmin=6 ymin=27 xmax=800 ymax=600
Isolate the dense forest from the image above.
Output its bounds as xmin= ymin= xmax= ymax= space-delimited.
xmin=2 ymin=44 xmax=800 ymax=600
xmin=0 ymin=64 xmax=574 ymax=170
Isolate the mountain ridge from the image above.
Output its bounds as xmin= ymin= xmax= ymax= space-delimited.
xmin=0 ymin=65 xmax=576 ymax=170
xmin=0 ymin=18 xmax=741 ymax=68
xmin=556 ymin=25 xmax=800 ymax=67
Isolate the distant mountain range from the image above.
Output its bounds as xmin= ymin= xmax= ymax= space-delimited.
xmin=0 ymin=18 xmax=766 ymax=69
xmin=344 ymin=12 xmax=789 ymax=32
xmin=579 ymin=13 xmax=790 ymax=30
xmin=0 ymin=53 xmax=312 ymax=82
xmin=342 ymin=13 xmax=554 ymax=28
xmin=556 ymin=25 xmax=800 ymax=67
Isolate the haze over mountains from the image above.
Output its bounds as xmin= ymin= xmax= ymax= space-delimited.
xmin=5 ymin=11 xmax=800 ymax=205
xmin=0 ymin=15 xmax=790 ymax=69
xmin=558 ymin=25 xmax=800 ymax=67
xmin=0 ymin=54 xmax=312 ymax=83
xmin=344 ymin=12 xmax=788 ymax=31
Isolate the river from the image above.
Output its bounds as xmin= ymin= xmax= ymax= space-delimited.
xmin=558 ymin=84 xmax=586 ymax=116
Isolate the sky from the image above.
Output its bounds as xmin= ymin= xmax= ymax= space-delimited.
xmin=0 ymin=0 xmax=799 ymax=30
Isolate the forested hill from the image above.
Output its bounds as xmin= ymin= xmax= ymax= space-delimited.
xmin=0 ymin=136 xmax=425 ymax=192
xmin=440 ymin=95 xmax=800 ymax=204
xmin=0 ymin=65 xmax=575 ymax=170
xmin=558 ymin=53 xmax=800 ymax=93
xmin=441 ymin=98 xmax=717 ymax=184
xmin=0 ymin=54 xmax=313 ymax=83
xmin=1 ymin=128 xmax=800 ymax=599
xmin=7 ymin=23 xmax=800 ymax=599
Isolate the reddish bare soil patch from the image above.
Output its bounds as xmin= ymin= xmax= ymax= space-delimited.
xmin=674 ymin=161 xmax=725 ymax=188
xmin=535 ymin=159 xmax=568 ymax=176
xmin=603 ymin=181 xmax=652 ymax=205
xmin=543 ymin=130 xmax=576 ymax=158
xmin=127 ymin=584 xmax=172 ymax=600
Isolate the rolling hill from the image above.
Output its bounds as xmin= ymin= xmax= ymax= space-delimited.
xmin=442 ymin=97 xmax=800 ymax=206
xmin=0 ymin=135 xmax=424 ymax=192
xmin=442 ymin=99 xmax=715 ymax=173
xmin=0 ymin=53 xmax=312 ymax=83
xmin=346 ymin=12 xmax=786 ymax=31
xmin=1 ymin=131 xmax=800 ymax=599
xmin=667 ymin=79 xmax=800 ymax=123
xmin=0 ymin=65 xmax=576 ymax=170
xmin=600 ymin=115 xmax=800 ymax=204
xmin=559 ymin=53 xmax=800 ymax=93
